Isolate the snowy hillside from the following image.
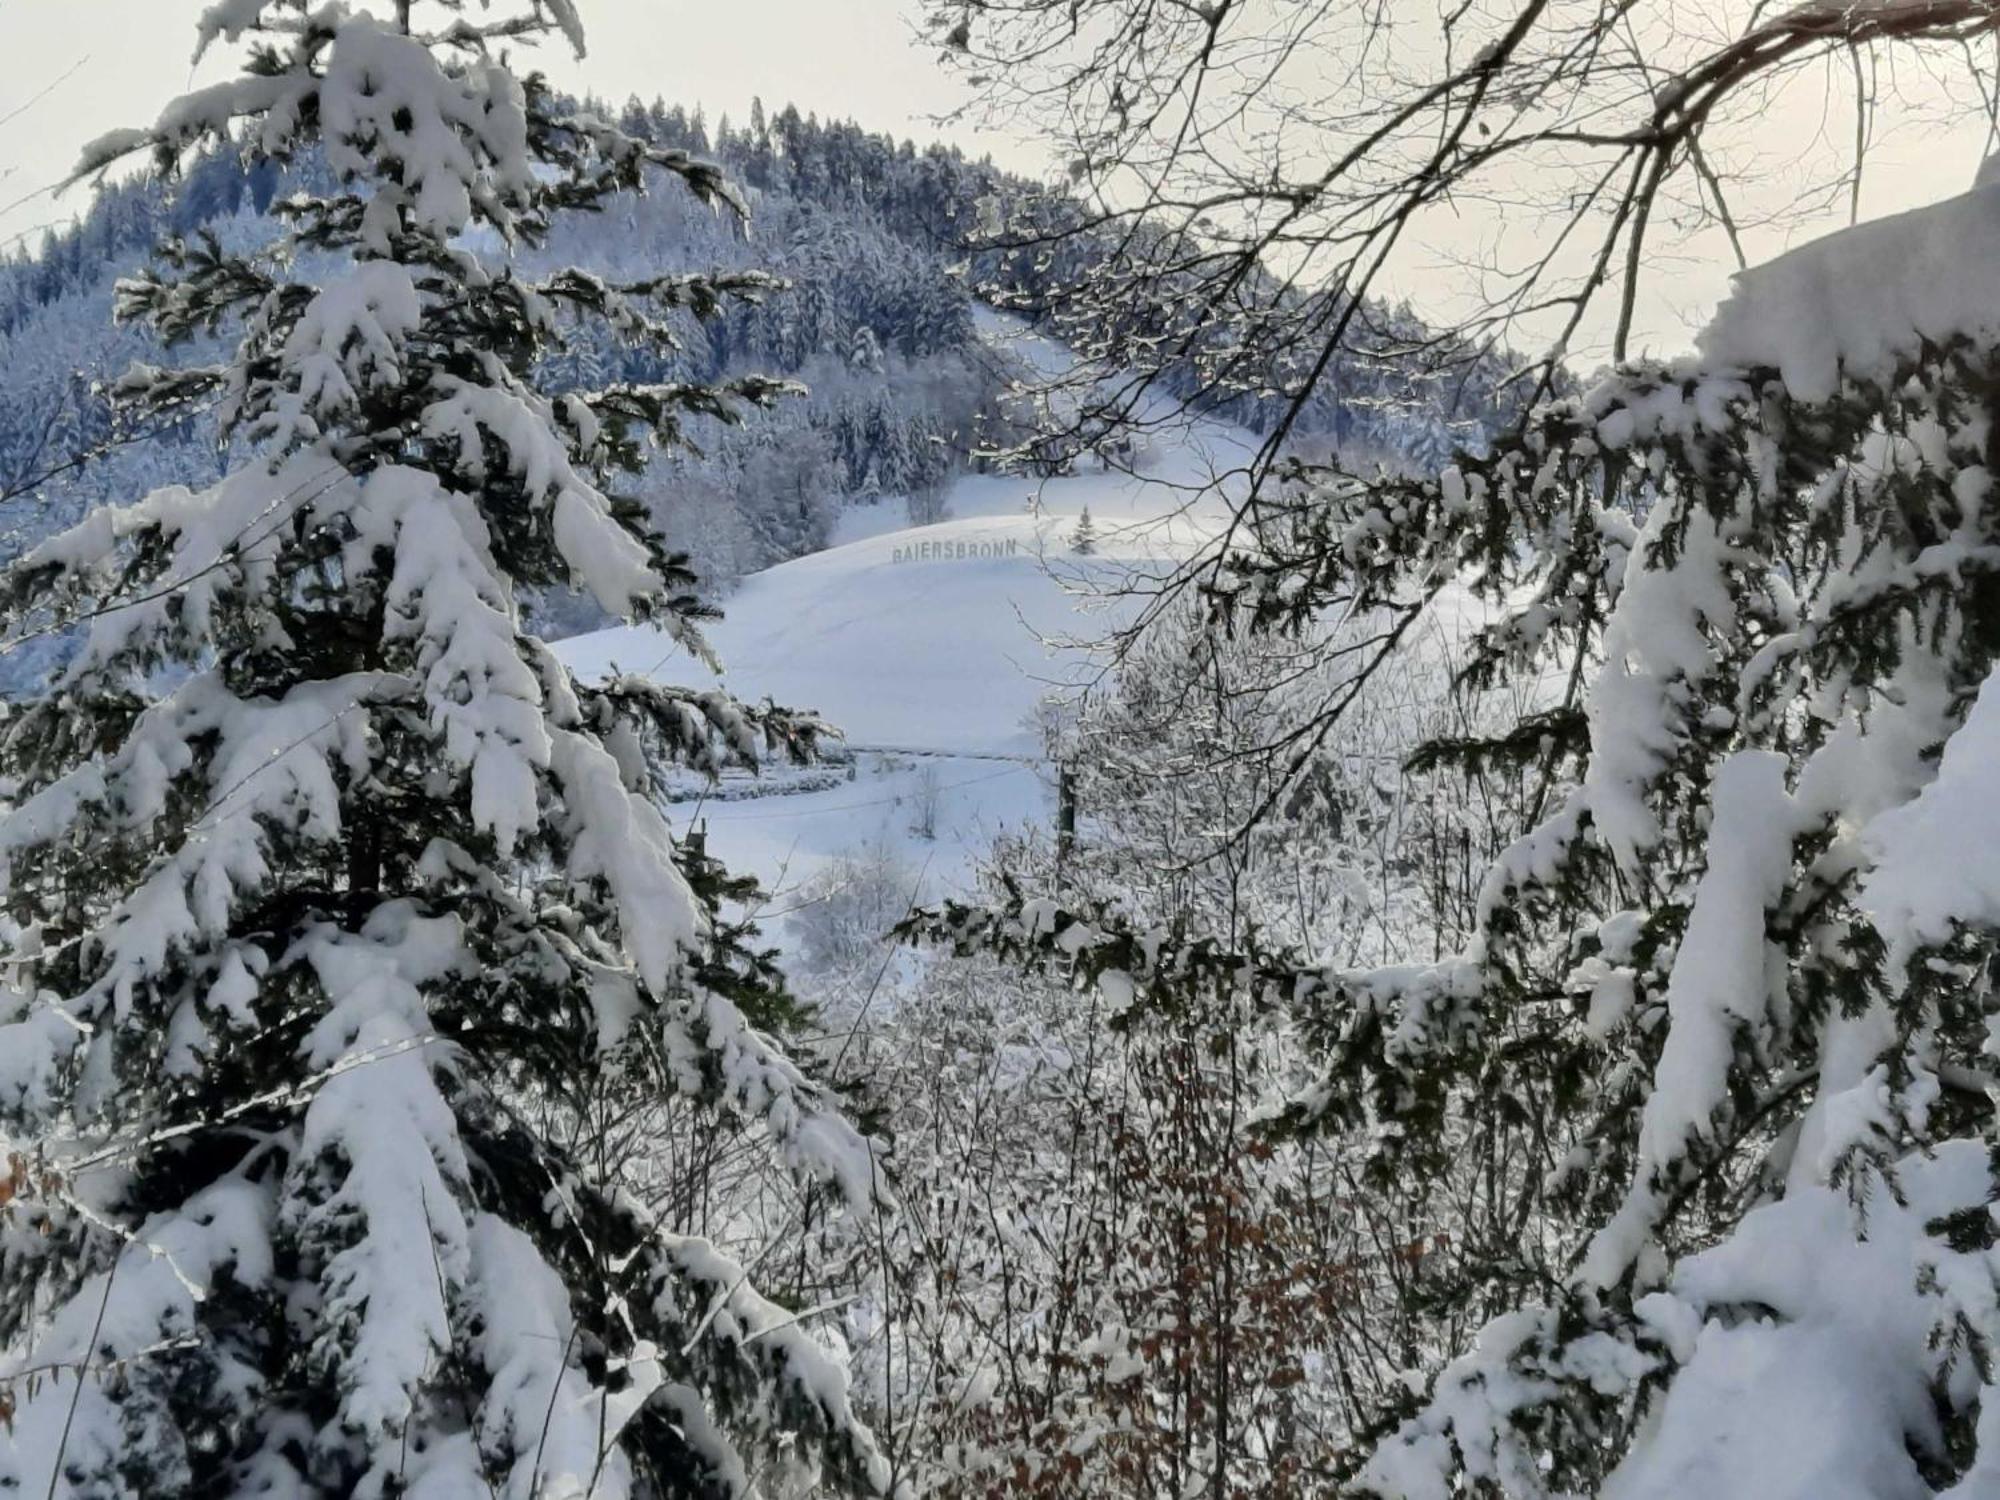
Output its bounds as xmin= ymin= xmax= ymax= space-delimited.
xmin=556 ymin=314 xmax=1259 ymax=898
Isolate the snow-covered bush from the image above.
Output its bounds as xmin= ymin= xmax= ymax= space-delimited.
xmin=811 ymin=595 xmax=1535 ymax=1496
xmin=915 ymin=178 xmax=2000 ymax=1496
xmin=790 ymin=843 xmax=924 ymax=979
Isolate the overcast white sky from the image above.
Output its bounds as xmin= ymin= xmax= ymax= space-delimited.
xmin=0 ymin=2 xmax=1993 ymax=356
xmin=0 ymin=1 xmax=1041 ymax=241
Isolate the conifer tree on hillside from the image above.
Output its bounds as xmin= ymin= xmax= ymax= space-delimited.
xmin=914 ymin=189 xmax=2000 ymax=1494
xmin=0 ymin=5 xmax=886 ymax=1497
xmin=1067 ymin=506 xmax=1096 ymax=556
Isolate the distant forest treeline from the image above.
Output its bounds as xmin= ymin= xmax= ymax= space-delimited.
xmin=0 ymin=96 xmax=1503 ymax=673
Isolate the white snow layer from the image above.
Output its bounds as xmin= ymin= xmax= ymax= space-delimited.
xmin=1606 ymin=1141 xmax=1996 ymax=1500
xmin=1862 ymin=667 xmax=2000 ymax=972
xmin=1582 ymin=751 xmax=1801 ymax=1290
xmin=80 ymin=11 xmax=539 ymax=244
xmin=1700 ymin=179 xmax=2000 ymax=401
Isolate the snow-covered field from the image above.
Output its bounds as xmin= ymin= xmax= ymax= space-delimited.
xmin=557 ymin=315 xmax=1260 ymax=908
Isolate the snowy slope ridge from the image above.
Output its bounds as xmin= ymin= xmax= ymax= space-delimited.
xmin=563 ymin=312 xmax=1252 ymax=753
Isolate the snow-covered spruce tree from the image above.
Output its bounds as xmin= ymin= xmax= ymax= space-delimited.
xmin=1066 ymin=507 xmax=1096 ymax=557
xmin=912 ymin=187 xmax=2000 ymax=1494
xmin=0 ymin=5 xmax=889 ymax=1497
